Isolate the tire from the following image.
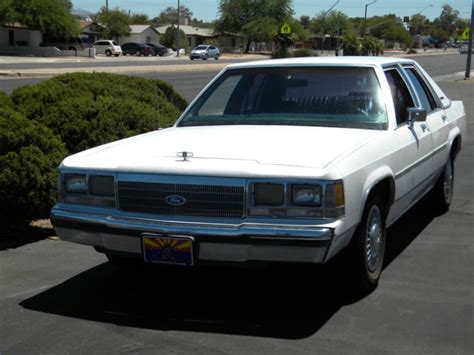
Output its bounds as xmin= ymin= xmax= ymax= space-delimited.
xmin=346 ymin=194 xmax=386 ymax=294
xmin=203 ymin=55 xmax=208 ymax=60
xmin=105 ymin=50 xmax=112 ymax=57
xmin=190 ymin=57 xmax=194 ymax=60
xmin=215 ymin=55 xmax=219 ymax=60
xmin=430 ymin=155 xmax=454 ymax=214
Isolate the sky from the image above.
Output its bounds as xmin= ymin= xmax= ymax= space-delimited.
xmin=72 ymin=0 xmax=472 ymax=22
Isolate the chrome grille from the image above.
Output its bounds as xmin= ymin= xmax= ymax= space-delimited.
xmin=118 ymin=181 xmax=245 ymax=218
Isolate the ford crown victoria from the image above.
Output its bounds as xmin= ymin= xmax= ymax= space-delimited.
xmin=51 ymin=57 xmax=466 ymax=292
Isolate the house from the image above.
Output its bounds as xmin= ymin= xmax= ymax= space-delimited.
xmin=0 ymin=22 xmax=42 ymax=49
xmin=80 ymin=21 xmax=104 ymax=43
xmin=119 ymin=25 xmax=160 ymax=44
xmin=155 ymin=25 xmax=214 ymax=48
xmin=156 ymin=25 xmax=245 ymax=53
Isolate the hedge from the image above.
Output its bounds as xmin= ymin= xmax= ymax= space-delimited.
xmin=11 ymin=73 xmax=188 ymax=154
xmin=0 ymin=108 xmax=67 ymax=224
xmin=1 ymin=73 xmax=188 ymax=226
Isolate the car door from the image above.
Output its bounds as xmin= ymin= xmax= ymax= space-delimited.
xmin=209 ymin=46 xmax=217 ymax=57
xmin=384 ymin=66 xmax=434 ymax=223
xmin=403 ymin=65 xmax=451 ymax=175
xmin=95 ymin=41 xmax=105 ymax=54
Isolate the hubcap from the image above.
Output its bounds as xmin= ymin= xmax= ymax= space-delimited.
xmin=365 ymin=206 xmax=383 ymax=273
xmin=443 ymin=160 xmax=453 ymax=204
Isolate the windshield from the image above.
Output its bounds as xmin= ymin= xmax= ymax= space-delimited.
xmin=179 ymin=66 xmax=388 ymax=130
xmin=194 ymin=45 xmax=208 ymax=50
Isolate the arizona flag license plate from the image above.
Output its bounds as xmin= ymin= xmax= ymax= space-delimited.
xmin=142 ymin=234 xmax=194 ymax=266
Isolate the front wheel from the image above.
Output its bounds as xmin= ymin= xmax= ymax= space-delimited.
xmin=346 ymin=195 xmax=386 ymax=294
xmin=430 ymin=156 xmax=454 ymax=214
xmin=215 ymin=55 xmax=219 ymax=60
xmin=105 ymin=50 xmax=112 ymax=56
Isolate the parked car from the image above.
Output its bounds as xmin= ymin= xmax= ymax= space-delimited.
xmin=121 ymin=42 xmax=153 ymax=56
xmin=51 ymin=57 xmax=466 ymax=293
xmin=41 ymin=37 xmax=91 ymax=51
xmin=145 ymin=42 xmax=168 ymax=56
xmin=189 ymin=45 xmax=220 ymax=60
xmin=459 ymin=42 xmax=473 ymax=54
xmin=92 ymin=40 xmax=122 ymax=57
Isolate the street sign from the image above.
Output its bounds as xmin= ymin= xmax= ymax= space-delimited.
xmin=403 ymin=16 xmax=410 ymax=23
xmin=280 ymin=23 xmax=291 ymax=35
xmin=460 ymin=28 xmax=470 ymax=41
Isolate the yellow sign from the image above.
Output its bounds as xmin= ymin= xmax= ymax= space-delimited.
xmin=460 ymin=28 xmax=470 ymax=41
xmin=280 ymin=23 xmax=291 ymax=35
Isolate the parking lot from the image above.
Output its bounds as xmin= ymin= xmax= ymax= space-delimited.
xmin=0 ymin=53 xmax=473 ymax=354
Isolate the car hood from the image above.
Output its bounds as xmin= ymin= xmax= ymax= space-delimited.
xmin=192 ymin=49 xmax=206 ymax=53
xmin=61 ymin=125 xmax=379 ymax=177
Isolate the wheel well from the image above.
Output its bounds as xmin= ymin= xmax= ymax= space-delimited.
xmin=451 ymin=135 xmax=461 ymax=160
xmin=366 ymin=178 xmax=395 ymax=219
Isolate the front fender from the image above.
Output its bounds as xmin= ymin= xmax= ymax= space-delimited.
xmin=360 ymin=166 xmax=396 ymax=222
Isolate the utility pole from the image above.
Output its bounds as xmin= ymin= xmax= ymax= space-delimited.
xmin=465 ymin=0 xmax=473 ymax=79
xmin=362 ymin=0 xmax=377 ymax=37
xmin=105 ymin=0 xmax=109 ymax=11
xmin=320 ymin=0 xmax=339 ymax=53
xmin=176 ymin=0 xmax=180 ymax=57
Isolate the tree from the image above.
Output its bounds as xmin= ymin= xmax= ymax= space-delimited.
xmin=311 ymin=10 xmax=353 ymax=38
xmin=299 ymin=16 xmax=310 ymax=29
xmin=215 ymin=0 xmax=294 ymax=52
xmin=0 ymin=0 xmax=15 ymax=24
xmin=409 ymin=14 xmax=431 ymax=35
xmin=96 ymin=7 xmax=131 ymax=39
xmin=430 ymin=4 xmax=460 ymax=44
xmin=367 ymin=15 xmax=411 ymax=46
xmin=153 ymin=5 xmax=193 ymax=26
xmin=130 ymin=13 xmax=150 ymax=25
xmin=160 ymin=25 xmax=189 ymax=52
xmin=11 ymin=0 xmax=80 ymax=41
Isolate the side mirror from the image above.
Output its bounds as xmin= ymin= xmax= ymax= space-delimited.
xmin=407 ymin=107 xmax=427 ymax=129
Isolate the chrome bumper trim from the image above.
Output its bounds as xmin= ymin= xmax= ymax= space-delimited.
xmin=51 ymin=206 xmax=333 ymax=263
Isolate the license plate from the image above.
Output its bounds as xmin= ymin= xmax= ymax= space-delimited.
xmin=142 ymin=234 xmax=194 ymax=266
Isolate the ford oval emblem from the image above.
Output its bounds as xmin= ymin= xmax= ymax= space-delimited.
xmin=165 ymin=195 xmax=186 ymax=206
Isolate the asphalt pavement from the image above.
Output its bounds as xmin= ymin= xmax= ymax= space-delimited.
xmin=0 ymin=54 xmax=473 ymax=354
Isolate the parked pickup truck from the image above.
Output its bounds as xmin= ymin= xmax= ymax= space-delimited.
xmin=51 ymin=57 xmax=466 ymax=293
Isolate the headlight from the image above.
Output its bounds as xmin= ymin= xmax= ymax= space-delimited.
xmin=64 ymin=174 xmax=87 ymax=194
xmin=89 ymin=175 xmax=114 ymax=196
xmin=253 ymin=183 xmax=284 ymax=206
xmin=291 ymin=185 xmax=322 ymax=206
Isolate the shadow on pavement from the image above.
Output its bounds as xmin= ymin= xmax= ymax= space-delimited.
xmin=0 ymin=222 xmax=55 ymax=251
xmin=20 ymin=196 xmax=440 ymax=339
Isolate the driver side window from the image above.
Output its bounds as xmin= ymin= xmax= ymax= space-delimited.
xmin=385 ymin=69 xmax=414 ymax=125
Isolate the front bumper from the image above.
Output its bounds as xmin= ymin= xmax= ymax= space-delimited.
xmin=51 ymin=205 xmax=333 ymax=264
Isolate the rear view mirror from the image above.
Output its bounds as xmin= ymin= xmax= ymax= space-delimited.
xmin=407 ymin=107 xmax=427 ymax=128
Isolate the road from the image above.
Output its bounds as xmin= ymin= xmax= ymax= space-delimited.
xmin=0 ymin=54 xmax=473 ymax=354
xmin=0 ymin=53 xmax=471 ymax=102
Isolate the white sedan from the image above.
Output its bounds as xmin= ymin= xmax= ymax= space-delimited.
xmin=51 ymin=57 xmax=466 ymax=293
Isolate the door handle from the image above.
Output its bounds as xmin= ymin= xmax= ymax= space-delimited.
xmin=420 ymin=123 xmax=430 ymax=132
xmin=441 ymin=114 xmax=447 ymax=122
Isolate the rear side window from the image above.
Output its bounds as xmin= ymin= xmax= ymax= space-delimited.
xmin=404 ymin=67 xmax=437 ymax=112
xmin=384 ymin=69 xmax=414 ymax=125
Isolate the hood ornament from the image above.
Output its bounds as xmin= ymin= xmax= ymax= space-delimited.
xmin=177 ymin=151 xmax=193 ymax=162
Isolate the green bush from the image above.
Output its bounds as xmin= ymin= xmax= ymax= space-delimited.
xmin=0 ymin=91 xmax=12 ymax=109
xmin=406 ymin=48 xmax=418 ymax=54
xmin=292 ymin=48 xmax=317 ymax=57
xmin=1 ymin=73 xmax=187 ymax=227
xmin=11 ymin=73 xmax=188 ymax=153
xmin=0 ymin=108 xmax=67 ymax=225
